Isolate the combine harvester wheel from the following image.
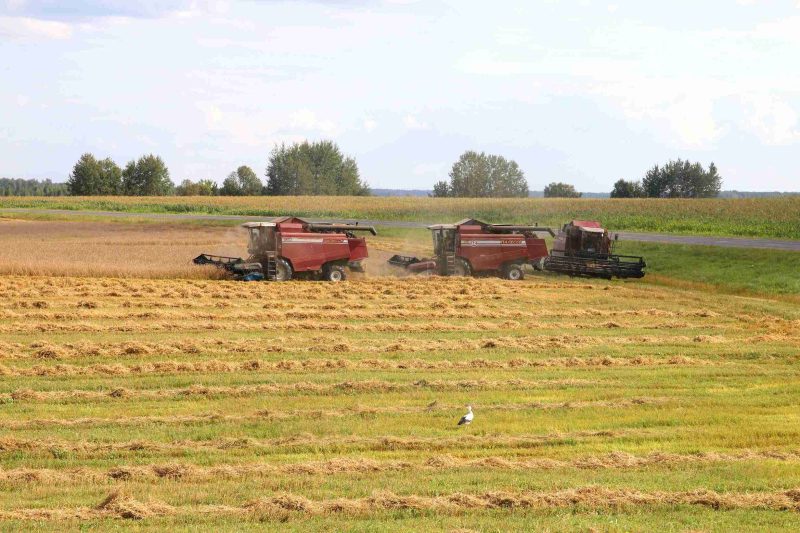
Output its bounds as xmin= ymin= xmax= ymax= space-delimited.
xmin=275 ymin=258 xmax=292 ymax=281
xmin=503 ymin=263 xmax=525 ymax=280
xmin=453 ymin=258 xmax=471 ymax=277
xmin=323 ymin=264 xmax=346 ymax=282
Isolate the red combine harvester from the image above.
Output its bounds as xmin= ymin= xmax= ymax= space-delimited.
xmin=388 ymin=218 xmax=554 ymax=280
xmin=544 ymin=220 xmax=646 ymax=279
xmin=194 ymin=216 xmax=376 ymax=281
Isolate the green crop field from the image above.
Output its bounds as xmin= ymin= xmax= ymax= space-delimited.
xmin=2 ymin=195 xmax=800 ymax=239
xmin=0 ymin=216 xmax=799 ymax=531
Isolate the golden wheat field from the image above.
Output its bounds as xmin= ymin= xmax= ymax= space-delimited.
xmin=0 ymin=219 xmax=799 ymax=531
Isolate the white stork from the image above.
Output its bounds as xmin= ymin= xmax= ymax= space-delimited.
xmin=457 ymin=405 xmax=474 ymax=426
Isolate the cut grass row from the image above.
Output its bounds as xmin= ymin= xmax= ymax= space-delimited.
xmin=1 ymin=274 xmax=799 ymax=529
xmin=4 ymin=508 xmax=799 ymax=533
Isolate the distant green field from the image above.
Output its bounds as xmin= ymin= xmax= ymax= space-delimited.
xmin=2 ymin=195 xmax=799 ymax=239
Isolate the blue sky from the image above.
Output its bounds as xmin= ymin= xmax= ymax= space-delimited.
xmin=1 ymin=0 xmax=799 ymax=191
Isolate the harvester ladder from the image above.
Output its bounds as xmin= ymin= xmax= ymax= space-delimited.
xmin=444 ymin=253 xmax=457 ymax=276
xmin=264 ymin=254 xmax=277 ymax=281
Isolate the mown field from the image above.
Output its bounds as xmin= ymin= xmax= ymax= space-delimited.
xmin=1 ymin=275 xmax=799 ymax=531
xmin=1 ymin=217 xmax=799 ymax=531
xmin=2 ymin=195 xmax=800 ymax=239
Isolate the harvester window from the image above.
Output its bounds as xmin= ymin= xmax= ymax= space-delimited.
xmin=443 ymin=230 xmax=455 ymax=253
xmin=432 ymin=230 xmax=443 ymax=255
xmin=585 ymin=233 xmax=598 ymax=254
xmin=247 ymin=228 xmax=274 ymax=255
xmin=247 ymin=229 xmax=259 ymax=255
xmin=263 ymin=228 xmax=276 ymax=250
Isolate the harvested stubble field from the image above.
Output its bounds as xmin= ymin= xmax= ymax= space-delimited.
xmin=0 ymin=219 xmax=241 ymax=278
xmin=1 ymin=261 xmax=800 ymax=531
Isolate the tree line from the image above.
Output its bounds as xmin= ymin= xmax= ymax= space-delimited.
xmin=431 ymin=155 xmax=720 ymax=199
xmin=67 ymin=154 xmax=174 ymax=196
xmin=610 ymin=160 xmax=721 ymax=198
xmin=64 ymin=141 xmax=370 ymax=197
xmin=0 ymin=178 xmax=68 ymax=196
xmin=15 ymin=140 xmax=723 ymax=199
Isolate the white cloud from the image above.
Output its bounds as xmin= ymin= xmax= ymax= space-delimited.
xmin=198 ymin=102 xmax=223 ymax=126
xmin=5 ymin=0 xmax=27 ymax=10
xmin=363 ymin=117 xmax=377 ymax=132
xmin=751 ymin=16 xmax=800 ymax=44
xmin=661 ymin=97 xmax=724 ymax=148
xmin=403 ymin=114 xmax=429 ymax=130
xmin=290 ymin=109 xmax=337 ymax=135
xmin=412 ymin=161 xmax=447 ymax=176
xmin=591 ymin=78 xmax=726 ymax=149
xmin=16 ymin=94 xmax=29 ymax=106
xmin=457 ymin=50 xmax=530 ymax=76
xmin=135 ymin=133 xmax=157 ymax=147
xmin=744 ymin=94 xmax=800 ymax=145
xmin=174 ymin=0 xmax=231 ymax=19
xmin=0 ymin=16 xmax=72 ymax=40
xmin=494 ymin=27 xmax=532 ymax=46
xmin=1 ymin=0 xmax=226 ymax=20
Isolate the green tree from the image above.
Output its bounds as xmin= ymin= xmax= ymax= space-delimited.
xmin=176 ymin=179 xmax=218 ymax=196
xmin=236 ymin=165 xmax=262 ymax=196
xmin=265 ymin=141 xmax=369 ymax=196
xmin=435 ymin=151 xmax=528 ymax=198
xmin=543 ymin=182 xmax=581 ymax=198
xmin=97 ymin=158 xmax=122 ymax=194
xmin=431 ymin=180 xmax=450 ymax=198
xmin=220 ymin=174 xmax=242 ymax=196
xmin=610 ymin=179 xmax=644 ymax=198
xmin=196 ymin=179 xmax=217 ymax=196
xmin=176 ymin=179 xmax=198 ymax=196
xmin=121 ymin=155 xmax=174 ymax=196
xmin=67 ymin=153 xmax=121 ymax=195
xmin=641 ymin=159 xmax=722 ymax=198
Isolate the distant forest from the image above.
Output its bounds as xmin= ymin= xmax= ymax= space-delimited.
xmin=0 ymin=178 xmax=68 ymax=196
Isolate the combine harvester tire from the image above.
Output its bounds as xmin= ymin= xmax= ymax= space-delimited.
xmin=275 ymin=258 xmax=292 ymax=281
xmin=503 ymin=264 xmax=525 ymax=280
xmin=323 ymin=264 xmax=346 ymax=282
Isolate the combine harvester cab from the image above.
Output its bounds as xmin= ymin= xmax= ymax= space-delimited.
xmin=389 ymin=218 xmax=554 ymax=280
xmin=194 ymin=216 xmax=376 ymax=281
xmin=544 ymin=220 xmax=646 ymax=279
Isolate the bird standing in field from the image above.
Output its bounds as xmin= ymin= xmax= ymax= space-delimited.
xmin=457 ymin=405 xmax=474 ymax=426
